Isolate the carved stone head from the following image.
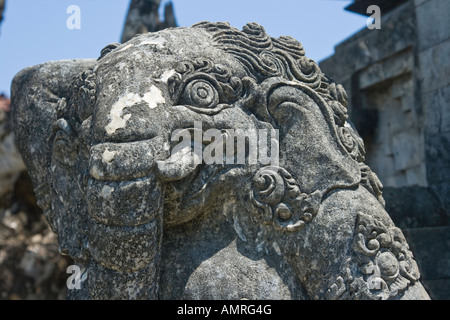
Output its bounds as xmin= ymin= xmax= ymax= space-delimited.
xmin=11 ymin=22 xmax=429 ymax=300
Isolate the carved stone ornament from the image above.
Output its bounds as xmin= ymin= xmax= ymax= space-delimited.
xmin=11 ymin=22 xmax=430 ymax=300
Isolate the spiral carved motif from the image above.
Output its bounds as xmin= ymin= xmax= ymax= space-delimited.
xmin=250 ymin=166 xmax=321 ymax=232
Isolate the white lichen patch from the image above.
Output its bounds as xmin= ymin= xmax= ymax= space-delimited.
xmin=145 ymin=86 xmax=165 ymax=109
xmin=100 ymin=185 xmax=114 ymax=198
xmin=105 ymin=95 xmax=132 ymax=135
xmin=89 ymin=164 xmax=103 ymax=180
xmin=117 ymin=62 xmax=127 ymax=70
xmin=138 ymin=35 xmax=166 ymax=48
xmin=102 ymin=149 xmax=116 ymax=163
xmin=117 ymin=43 xmax=134 ymax=53
xmin=159 ymin=69 xmax=176 ymax=83
xmin=105 ymin=86 xmax=165 ymax=135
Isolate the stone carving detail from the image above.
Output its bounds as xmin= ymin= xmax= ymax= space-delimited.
xmin=325 ymin=276 xmax=347 ymax=300
xmin=352 ymin=212 xmax=421 ymax=299
xmin=250 ymin=166 xmax=322 ymax=232
xmin=11 ymin=22 xmax=430 ymax=300
xmin=325 ymin=212 xmax=421 ymax=300
xmin=167 ymin=58 xmax=245 ymax=115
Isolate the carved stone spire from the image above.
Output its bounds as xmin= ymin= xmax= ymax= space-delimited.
xmin=0 ymin=0 xmax=5 ymax=31
xmin=121 ymin=0 xmax=177 ymax=43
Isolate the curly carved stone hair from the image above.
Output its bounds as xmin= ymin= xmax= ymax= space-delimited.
xmin=192 ymin=22 xmax=384 ymax=204
xmin=194 ymin=22 xmax=350 ymax=122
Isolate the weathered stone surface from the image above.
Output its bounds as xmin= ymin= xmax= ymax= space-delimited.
xmin=421 ymin=279 xmax=450 ymax=300
xmin=415 ymin=0 xmax=450 ymax=51
xmin=320 ymin=0 xmax=449 ymax=300
xmin=418 ymin=39 xmax=450 ymax=93
xmin=402 ymin=226 xmax=450 ymax=299
xmin=383 ymin=186 xmax=447 ymax=229
xmin=11 ymin=22 xmax=430 ymax=300
xmin=320 ymin=2 xmax=426 ymax=190
xmin=403 ymin=227 xmax=450 ymax=280
xmin=358 ymin=49 xmax=414 ymax=90
xmin=351 ymin=71 xmax=427 ymax=188
xmin=320 ymin=1 xmax=416 ymax=81
xmin=423 ymin=85 xmax=450 ymax=136
xmin=430 ymin=182 xmax=450 ymax=218
xmin=425 ymin=132 xmax=450 ymax=186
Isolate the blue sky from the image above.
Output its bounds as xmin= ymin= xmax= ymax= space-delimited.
xmin=0 ymin=0 xmax=367 ymax=95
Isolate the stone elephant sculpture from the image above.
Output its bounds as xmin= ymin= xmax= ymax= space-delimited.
xmin=11 ymin=22 xmax=430 ymax=300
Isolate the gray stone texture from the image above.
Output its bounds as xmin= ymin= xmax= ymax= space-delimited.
xmin=11 ymin=22 xmax=430 ymax=300
xmin=419 ymin=40 xmax=450 ymax=94
xmin=383 ymin=186 xmax=447 ymax=229
xmin=403 ymin=227 xmax=450 ymax=300
xmin=415 ymin=0 xmax=450 ymax=51
xmin=320 ymin=0 xmax=450 ymax=299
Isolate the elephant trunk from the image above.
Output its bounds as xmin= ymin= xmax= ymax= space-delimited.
xmin=249 ymin=82 xmax=429 ymax=300
xmin=84 ymin=141 xmax=165 ymax=299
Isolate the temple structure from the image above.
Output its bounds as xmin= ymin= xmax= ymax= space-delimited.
xmin=320 ymin=0 xmax=450 ymax=299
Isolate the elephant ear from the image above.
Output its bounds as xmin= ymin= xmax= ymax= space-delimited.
xmin=11 ymin=59 xmax=96 ymax=225
xmin=259 ymin=80 xmax=362 ymax=195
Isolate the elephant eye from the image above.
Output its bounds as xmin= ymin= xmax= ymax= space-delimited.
xmin=180 ymin=79 xmax=219 ymax=109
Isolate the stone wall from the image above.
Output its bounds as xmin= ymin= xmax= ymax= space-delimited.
xmin=319 ymin=0 xmax=450 ymax=299
xmin=320 ymin=2 xmax=424 ymax=187
xmin=416 ymin=0 xmax=450 ymax=221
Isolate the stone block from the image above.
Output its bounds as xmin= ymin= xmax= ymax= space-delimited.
xmin=385 ymin=170 xmax=408 ymax=188
xmin=392 ymin=130 xmax=425 ymax=171
xmin=319 ymin=55 xmax=351 ymax=82
xmin=403 ymin=227 xmax=450 ymax=281
xmin=418 ymin=39 xmax=450 ymax=93
xmin=421 ymin=279 xmax=450 ymax=300
xmin=430 ymin=182 xmax=450 ymax=218
xmin=320 ymin=1 xmax=416 ymax=79
xmin=423 ymin=84 xmax=450 ymax=136
xmin=358 ymin=49 xmax=414 ymax=90
xmin=386 ymin=95 xmax=420 ymax=136
xmin=383 ymin=186 xmax=447 ymax=229
xmin=405 ymin=163 xmax=427 ymax=186
xmin=366 ymin=146 xmax=396 ymax=183
xmin=425 ymin=132 xmax=450 ymax=185
xmin=416 ymin=0 xmax=450 ymax=51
